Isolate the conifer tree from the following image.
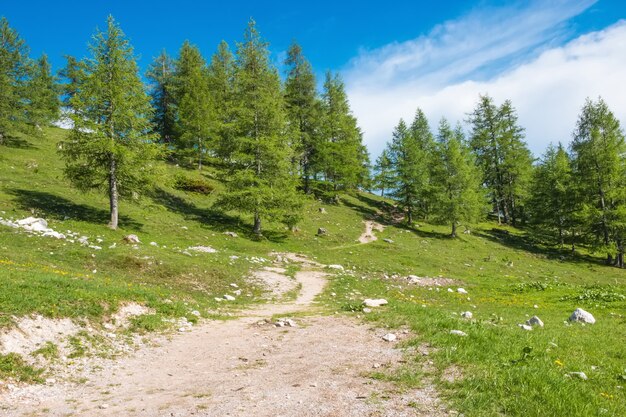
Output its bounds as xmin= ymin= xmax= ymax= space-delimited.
xmin=172 ymin=41 xmax=212 ymax=169
xmin=218 ymin=19 xmax=301 ymax=235
xmin=570 ymin=98 xmax=626 ymax=266
xmin=373 ymin=149 xmax=394 ymax=198
xmin=408 ymin=108 xmax=435 ymax=219
xmin=146 ymin=50 xmax=176 ymax=144
xmin=207 ymin=41 xmax=236 ymax=161
xmin=388 ymin=119 xmax=423 ymax=225
xmin=320 ymin=71 xmax=367 ymax=191
xmin=284 ymin=42 xmax=322 ymax=194
xmin=528 ymin=143 xmax=577 ymax=248
xmin=59 ymin=55 xmax=84 ymax=106
xmin=0 ymin=17 xmax=29 ymax=143
xmin=431 ymin=120 xmax=484 ymax=237
xmin=468 ymin=95 xmax=532 ymax=225
xmin=59 ymin=16 xmax=160 ymax=230
xmin=26 ymin=54 xmax=59 ymax=129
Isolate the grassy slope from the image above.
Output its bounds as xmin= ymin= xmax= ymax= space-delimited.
xmin=1 ymin=128 xmax=625 ymax=415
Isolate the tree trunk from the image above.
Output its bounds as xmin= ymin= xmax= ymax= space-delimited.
xmin=407 ymin=204 xmax=412 ymax=225
xmin=109 ymin=156 xmax=119 ymax=230
xmin=559 ymin=228 xmax=564 ymax=248
xmin=253 ymin=213 xmax=261 ymax=235
xmin=451 ymin=221 xmax=457 ymax=238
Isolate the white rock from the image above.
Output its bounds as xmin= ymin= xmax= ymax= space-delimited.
xmin=224 ymin=231 xmax=238 ymax=238
xmin=150 ymin=241 xmax=158 ymax=246
xmin=78 ymin=236 xmax=89 ymax=245
xmin=566 ymin=372 xmax=588 ymax=380
xmin=99 ymin=404 xmax=109 ymax=410
xmin=230 ymin=283 xmax=239 ymax=288
xmin=461 ymin=311 xmax=473 ymax=319
xmin=327 ymin=264 xmax=344 ymax=271
xmin=450 ymin=330 xmax=468 ymax=337
xmin=569 ymin=308 xmax=595 ymax=324
xmin=518 ymin=324 xmax=533 ymax=331
xmin=457 ymin=288 xmax=468 ymax=294
xmin=188 ymin=246 xmax=217 ymax=253
xmin=362 ymin=308 xmax=372 ymax=313
xmin=382 ymin=333 xmax=397 ymax=342
xmin=447 ymin=288 xmax=454 ymax=293
xmin=124 ymin=234 xmax=141 ymax=244
xmin=383 ymin=238 xmax=394 ymax=243
xmin=526 ymin=316 xmax=544 ymax=327
xmin=190 ymin=310 xmax=201 ymax=317
xmin=363 ymin=299 xmax=388 ymax=307
xmin=223 ymin=294 xmax=236 ymax=301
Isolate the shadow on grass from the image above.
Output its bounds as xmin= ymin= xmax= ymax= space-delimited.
xmin=151 ymin=188 xmax=288 ymax=242
xmin=0 ymin=135 xmax=35 ymax=149
xmin=474 ymin=227 xmax=604 ymax=266
xmin=7 ymin=189 xmax=143 ymax=231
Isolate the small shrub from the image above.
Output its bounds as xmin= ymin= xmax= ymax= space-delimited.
xmin=174 ymin=174 xmax=214 ymax=195
xmin=560 ymin=286 xmax=626 ymax=303
xmin=0 ymin=353 xmax=44 ymax=383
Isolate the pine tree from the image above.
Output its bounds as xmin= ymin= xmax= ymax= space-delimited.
xmin=172 ymin=41 xmax=212 ymax=169
xmin=207 ymin=40 xmax=236 ymax=162
xmin=408 ymin=108 xmax=435 ymax=219
xmin=431 ymin=120 xmax=484 ymax=237
xmin=528 ymin=143 xmax=577 ymax=248
xmin=320 ymin=71 xmax=367 ymax=191
xmin=373 ymin=149 xmax=394 ymax=197
xmin=146 ymin=50 xmax=176 ymax=144
xmin=58 ymin=55 xmax=85 ymax=106
xmin=570 ymin=98 xmax=626 ymax=266
xmin=26 ymin=54 xmax=60 ymax=130
xmin=388 ymin=119 xmax=423 ymax=225
xmin=0 ymin=17 xmax=29 ymax=143
xmin=468 ymin=95 xmax=532 ymax=225
xmin=284 ymin=42 xmax=322 ymax=194
xmin=59 ymin=16 xmax=160 ymax=230
xmin=218 ymin=19 xmax=302 ymax=235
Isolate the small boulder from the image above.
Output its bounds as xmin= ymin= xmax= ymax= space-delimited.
xmin=518 ymin=324 xmax=533 ymax=331
xmin=461 ymin=311 xmax=473 ymax=319
xmin=319 ymin=208 xmax=327 ymax=214
xmin=327 ymin=264 xmax=344 ymax=271
xmin=363 ymin=299 xmax=388 ymax=307
xmin=224 ymin=231 xmax=238 ymax=238
xmin=317 ymin=227 xmax=327 ymax=236
xmin=382 ymin=333 xmax=397 ymax=342
xmin=123 ymin=234 xmax=141 ymax=244
xmin=449 ymin=330 xmax=468 ymax=337
xmin=569 ymin=308 xmax=595 ymax=324
xmin=566 ymin=372 xmax=588 ymax=380
xmin=223 ymin=294 xmax=236 ymax=301
xmin=526 ymin=316 xmax=544 ymax=327
xmin=457 ymin=288 xmax=468 ymax=294
xmin=362 ymin=308 xmax=372 ymax=313
xmin=383 ymin=238 xmax=394 ymax=243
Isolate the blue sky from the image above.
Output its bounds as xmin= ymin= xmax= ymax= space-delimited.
xmin=2 ymin=0 xmax=625 ymax=156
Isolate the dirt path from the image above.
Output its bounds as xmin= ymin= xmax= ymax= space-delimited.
xmin=358 ymin=220 xmax=385 ymax=244
xmin=0 ymin=254 xmax=444 ymax=417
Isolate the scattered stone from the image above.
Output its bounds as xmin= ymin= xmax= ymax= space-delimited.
xmin=318 ymin=208 xmax=327 ymax=214
xmin=223 ymin=294 xmax=236 ymax=301
xmin=275 ymin=318 xmax=297 ymax=328
xmin=123 ymin=234 xmax=140 ymax=244
xmin=382 ymin=333 xmax=396 ymax=342
xmin=383 ymin=238 xmax=394 ymax=243
xmin=363 ymin=299 xmax=388 ymax=307
xmin=518 ymin=324 xmax=533 ymax=331
xmin=447 ymin=288 xmax=454 ymax=293
xmin=327 ymin=264 xmax=344 ymax=271
xmin=449 ymin=330 xmax=468 ymax=337
xmin=317 ymin=227 xmax=327 ymax=236
xmin=566 ymin=372 xmax=588 ymax=380
xmin=224 ymin=231 xmax=238 ymax=238
xmin=461 ymin=311 xmax=473 ymax=319
xmin=526 ymin=316 xmax=544 ymax=327
xmin=463 ymin=229 xmax=471 ymax=234
xmin=150 ymin=241 xmax=158 ymax=246
xmin=569 ymin=308 xmax=595 ymax=324
xmin=99 ymin=404 xmax=109 ymax=410
xmin=190 ymin=310 xmax=201 ymax=317
xmin=230 ymin=283 xmax=239 ymax=288
xmin=457 ymin=288 xmax=468 ymax=294
xmin=362 ymin=308 xmax=372 ymax=314
xmin=188 ymin=246 xmax=217 ymax=253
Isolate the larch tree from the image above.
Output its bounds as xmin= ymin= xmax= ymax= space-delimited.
xmin=59 ymin=16 xmax=160 ymax=230
xmin=431 ymin=120 xmax=484 ymax=237
xmin=468 ymin=95 xmax=532 ymax=225
xmin=207 ymin=40 xmax=236 ymax=162
xmin=528 ymin=143 xmax=577 ymax=248
xmin=58 ymin=55 xmax=84 ymax=106
xmin=26 ymin=53 xmax=60 ymax=130
xmin=218 ymin=19 xmax=302 ymax=235
xmin=320 ymin=71 xmax=367 ymax=191
xmin=373 ymin=149 xmax=394 ymax=198
xmin=388 ymin=119 xmax=423 ymax=225
xmin=408 ymin=108 xmax=435 ymax=220
xmin=146 ymin=50 xmax=176 ymax=144
xmin=172 ymin=41 xmax=212 ymax=169
xmin=284 ymin=41 xmax=322 ymax=194
xmin=0 ymin=17 xmax=29 ymax=143
xmin=570 ymin=97 xmax=626 ymax=266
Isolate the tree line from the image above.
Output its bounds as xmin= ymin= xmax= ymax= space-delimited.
xmin=0 ymin=16 xmax=369 ymax=233
xmin=372 ymin=95 xmax=626 ymax=267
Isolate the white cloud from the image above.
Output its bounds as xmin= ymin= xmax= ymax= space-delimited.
xmin=343 ymin=0 xmax=626 ymax=158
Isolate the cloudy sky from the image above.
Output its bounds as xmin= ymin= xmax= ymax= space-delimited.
xmin=342 ymin=0 xmax=626 ymax=158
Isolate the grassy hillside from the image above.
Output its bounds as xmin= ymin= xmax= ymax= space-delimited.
xmin=1 ymin=128 xmax=625 ymax=416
